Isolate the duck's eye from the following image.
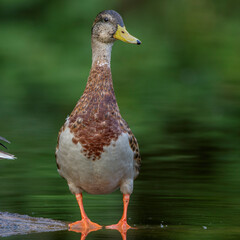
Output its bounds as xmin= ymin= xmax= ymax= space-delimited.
xmin=103 ymin=17 xmax=109 ymax=22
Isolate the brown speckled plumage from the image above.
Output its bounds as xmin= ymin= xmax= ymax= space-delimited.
xmin=57 ymin=62 xmax=141 ymax=171
xmin=56 ymin=10 xmax=141 ymax=200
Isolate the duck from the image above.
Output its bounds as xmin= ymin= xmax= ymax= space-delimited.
xmin=0 ymin=136 xmax=16 ymax=160
xmin=55 ymin=10 xmax=141 ymax=233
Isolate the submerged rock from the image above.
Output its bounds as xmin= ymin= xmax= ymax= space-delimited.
xmin=0 ymin=212 xmax=67 ymax=237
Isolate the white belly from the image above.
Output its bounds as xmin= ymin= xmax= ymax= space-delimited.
xmin=56 ymin=127 xmax=134 ymax=195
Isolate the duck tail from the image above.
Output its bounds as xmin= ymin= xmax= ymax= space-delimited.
xmin=0 ymin=151 xmax=16 ymax=160
xmin=0 ymin=136 xmax=16 ymax=160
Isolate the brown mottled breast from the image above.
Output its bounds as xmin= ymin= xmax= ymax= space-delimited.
xmin=67 ymin=64 xmax=131 ymax=160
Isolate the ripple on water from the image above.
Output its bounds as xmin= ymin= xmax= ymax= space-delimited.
xmin=0 ymin=212 xmax=67 ymax=237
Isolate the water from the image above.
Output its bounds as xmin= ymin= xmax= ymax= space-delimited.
xmin=1 ymin=96 xmax=240 ymax=239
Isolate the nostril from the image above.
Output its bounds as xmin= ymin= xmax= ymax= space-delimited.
xmin=137 ymin=40 xmax=141 ymax=45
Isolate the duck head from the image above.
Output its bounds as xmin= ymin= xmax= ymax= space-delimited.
xmin=92 ymin=10 xmax=141 ymax=45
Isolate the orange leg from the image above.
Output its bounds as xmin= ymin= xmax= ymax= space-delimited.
xmin=69 ymin=193 xmax=102 ymax=233
xmin=106 ymin=194 xmax=132 ymax=234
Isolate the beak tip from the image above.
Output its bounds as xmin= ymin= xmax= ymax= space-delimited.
xmin=137 ymin=40 xmax=141 ymax=45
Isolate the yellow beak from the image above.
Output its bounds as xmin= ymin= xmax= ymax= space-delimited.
xmin=113 ymin=25 xmax=141 ymax=45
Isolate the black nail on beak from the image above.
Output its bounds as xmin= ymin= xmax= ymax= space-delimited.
xmin=137 ymin=40 xmax=141 ymax=45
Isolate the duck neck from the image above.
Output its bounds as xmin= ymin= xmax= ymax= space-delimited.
xmin=91 ymin=38 xmax=113 ymax=67
xmin=80 ymin=38 xmax=118 ymax=113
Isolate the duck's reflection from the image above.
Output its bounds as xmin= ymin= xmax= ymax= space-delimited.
xmin=69 ymin=225 xmax=133 ymax=240
xmin=108 ymin=227 xmax=130 ymax=240
xmin=69 ymin=226 xmax=100 ymax=240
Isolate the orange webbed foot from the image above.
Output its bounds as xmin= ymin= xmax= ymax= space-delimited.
xmin=106 ymin=194 xmax=135 ymax=240
xmin=69 ymin=218 xmax=102 ymax=240
xmin=106 ymin=219 xmax=131 ymax=231
xmin=106 ymin=220 xmax=133 ymax=240
xmin=68 ymin=193 xmax=102 ymax=238
xmin=69 ymin=218 xmax=102 ymax=232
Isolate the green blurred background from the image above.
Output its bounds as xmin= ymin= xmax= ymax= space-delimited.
xmin=0 ymin=0 xmax=240 ymax=239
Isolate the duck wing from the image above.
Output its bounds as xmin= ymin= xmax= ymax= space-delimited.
xmin=120 ymin=120 xmax=141 ymax=179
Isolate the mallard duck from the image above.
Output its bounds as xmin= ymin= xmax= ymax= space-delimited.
xmin=0 ymin=136 xmax=16 ymax=160
xmin=55 ymin=10 xmax=141 ymax=232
